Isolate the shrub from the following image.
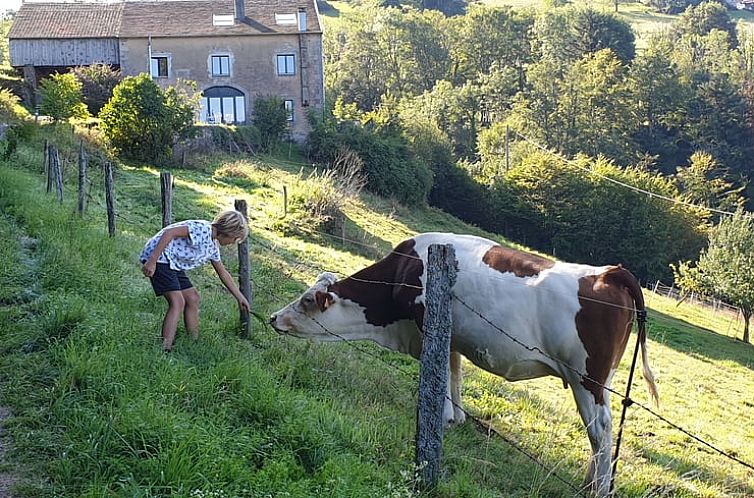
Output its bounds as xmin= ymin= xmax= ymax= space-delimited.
xmin=99 ymin=74 xmax=199 ymax=163
xmin=0 ymin=88 xmax=30 ymax=123
xmin=252 ymin=95 xmax=289 ymax=152
xmin=71 ymin=64 xmax=123 ymax=115
xmin=39 ymin=73 xmax=90 ymax=122
xmin=306 ymin=115 xmax=432 ymax=206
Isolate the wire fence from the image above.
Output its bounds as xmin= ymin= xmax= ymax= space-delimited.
xmin=33 ymin=135 xmax=754 ymax=496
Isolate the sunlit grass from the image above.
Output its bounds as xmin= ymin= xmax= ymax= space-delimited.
xmin=0 ymin=123 xmax=753 ymax=497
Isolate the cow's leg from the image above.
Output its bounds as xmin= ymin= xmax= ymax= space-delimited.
xmin=450 ymin=351 xmax=466 ymax=424
xmin=568 ymin=376 xmax=613 ymax=497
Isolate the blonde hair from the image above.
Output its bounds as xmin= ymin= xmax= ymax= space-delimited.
xmin=212 ymin=210 xmax=249 ymax=242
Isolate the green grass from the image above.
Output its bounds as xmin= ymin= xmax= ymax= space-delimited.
xmin=0 ymin=123 xmax=753 ymax=497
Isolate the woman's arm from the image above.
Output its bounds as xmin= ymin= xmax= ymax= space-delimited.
xmin=211 ymin=259 xmax=250 ymax=311
xmin=142 ymin=225 xmax=189 ymax=277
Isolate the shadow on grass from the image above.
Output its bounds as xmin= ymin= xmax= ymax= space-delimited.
xmin=647 ymin=308 xmax=754 ymax=372
xmin=637 ymin=445 xmax=754 ymax=498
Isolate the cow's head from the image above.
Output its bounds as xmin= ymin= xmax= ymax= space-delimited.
xmin=270 ymin=272 xmax=365 ymax=340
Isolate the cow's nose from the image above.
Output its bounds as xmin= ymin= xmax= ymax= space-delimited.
xmin=269 ymin=314 xmax=276 ymax=324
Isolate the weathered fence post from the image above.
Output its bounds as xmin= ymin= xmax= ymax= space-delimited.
xmin=415 ymin=243 xmax=457 ymax=490
xmin=53 ymin=147 xmax=63 ymax=204
xmin=235 ymin=199 xmax=252 ymax=338
xmin=104 ymin=161 xmax=116 ymax=237
xmin=78 ymin=141 xmax=87 ymax=216
xmin=160 ymin=171 xmax=173 ymax=227
xmin=282 ymin=185 xmax=288 ymax=218
xmin=43 ymin=140 xmax=51 ymax=193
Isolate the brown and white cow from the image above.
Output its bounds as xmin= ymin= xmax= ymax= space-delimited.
xmin=270 ymin=232 xmax=658 ymax=497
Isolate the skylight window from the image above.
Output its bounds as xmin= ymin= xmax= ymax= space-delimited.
xmin=213 ymin=14 xmax=234 ymax=26
xmin=275 ymin=13 xmax=297 ymax=25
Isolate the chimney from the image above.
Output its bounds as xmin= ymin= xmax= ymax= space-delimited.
xmin=298 ymin=7 xmax=307 ymax=32
xmin=235 ymin=0 xmax=245 ymax=22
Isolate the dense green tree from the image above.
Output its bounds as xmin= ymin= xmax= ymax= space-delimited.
xmin=71 ymin=64 xmax=123 ymax=115
xmin=674 ymin=210 xmax=754 ymax=343
xmin=532 ymin=6 xmax=635 ymax=65
xmin=449 ymin=5 xmax=533 ymax=84
xmin=648 ymin=0 xmax=705 ymax=15
xmin=100 ymin=74 xmax=198 ymax=163
xmin=558 ymin=49 xmax=634 ymax=161
xmin=671 ymin=1 xmax=738 ymax=48
xmin=39 ymin=73 xmax=90 ymax=122
xmin=675 ymin=151 xmax=745 ymax=217
xmin=627 ymin=39 xmax=689 ymax=173
xmin=568 ymin=7 xmax=635 ymax=63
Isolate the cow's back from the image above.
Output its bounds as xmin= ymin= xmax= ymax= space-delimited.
xmin=410 ymin=233 xmax=623 ymax=383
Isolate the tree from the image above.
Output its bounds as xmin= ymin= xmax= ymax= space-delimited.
xmin=71 ymin=64 xmax=123 ymax=115
xmin=671 ymin=1 xmax=738 ymax=48
xmin=675 ymin=151 xmax=744 ymax=217
xmin=39 ymin=73 xmax=90 ymax=122
xmin=674 ymin=211 xmax=754 ymax=343
xmin=99 ymin=74 xmax=198 ymax=163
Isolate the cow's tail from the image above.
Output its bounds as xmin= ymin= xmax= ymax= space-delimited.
xmin=619 ymin=267 xmax=660 ymax=408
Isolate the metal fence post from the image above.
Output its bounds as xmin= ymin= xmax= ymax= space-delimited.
xmin=416 ymin=243 xmax=457 ymax=490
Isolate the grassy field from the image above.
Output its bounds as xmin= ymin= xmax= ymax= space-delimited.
xmin=0 ymin=123 xmax=753 ymax=497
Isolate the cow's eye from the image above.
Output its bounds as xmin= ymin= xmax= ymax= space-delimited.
xmin=302 ymin=296 xmax=314 ymax=307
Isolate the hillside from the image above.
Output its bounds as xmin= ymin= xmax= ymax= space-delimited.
xmin=0 ymin=123 xmax=753 ymax=497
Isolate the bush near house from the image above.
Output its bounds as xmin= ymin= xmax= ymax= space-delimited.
xmin=72 ymin=64 xmax=123 ymax=116
xmin=252 ymin=95 xmax=290 ymax=152
xmin=99 ymin=74 xmax=198 ymax=163
xmin=39 ymin=73 xmax=89 ymax=122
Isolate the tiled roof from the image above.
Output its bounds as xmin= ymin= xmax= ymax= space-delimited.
xmin=9 ymin=0 xmax=322 ymax=39
xmin=9 ymin=2 xmax=124 ymax=39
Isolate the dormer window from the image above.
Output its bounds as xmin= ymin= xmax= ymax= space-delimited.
xmin=275 ymin=13 xmax=296 ymax=25
xmin=213 ymin=14 xmax=234 ymax=26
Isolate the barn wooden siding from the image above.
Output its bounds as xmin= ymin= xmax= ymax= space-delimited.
xmin=10 ymin=39 xmax=119 ymax=67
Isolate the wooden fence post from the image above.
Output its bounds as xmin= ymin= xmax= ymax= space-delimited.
xmin=282 ymin=185 xmax=288 ymax=218
xmin=78 ymin=141 xmax=87 ymax=216
xmin=235 ymin=199 xmax=252 ymax=338
xmin=53 ymin=147 xmax=63 ymax=204
xmin=415 ymin=243 xmax=457 ymax=490
xmin=505 ymin=125 xmax=510 ymax=172
xmin=104 ymin=161 xmax=116 ymax=237
xmin=160 ymin=171 xmax=173 ymax=227
xmin=43 ymin=140 xmax=51 ymax=193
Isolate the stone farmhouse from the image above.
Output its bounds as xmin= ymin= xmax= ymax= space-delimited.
xmin=8 ymin=0 xmax=324 ymax=140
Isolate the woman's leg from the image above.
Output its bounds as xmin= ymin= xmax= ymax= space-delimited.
xmin=162 ymin=291 xmax=185 ymax=351
xmin=182 ymin=288 xmax=201 ymax=340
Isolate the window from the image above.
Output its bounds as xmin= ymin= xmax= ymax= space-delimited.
xmin=150 ymin=56 xmax=169 ymax=78
xmin=283 ymin=99 xmax=294 ymax=121
xmin=213 ymin=14 xmax=234 ymax=26
xmin=275 ymin=13 xmax=297 ymax=25
xmin=276 ymin=54 xmax=295 ymax=76
xmin=201 ymin=86 xmax=246 ymax=124
xmin=212 ymin=55 xmax=230 ymax=76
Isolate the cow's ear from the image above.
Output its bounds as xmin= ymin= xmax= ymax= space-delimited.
xmin=315 ymin=291 xmax=333 ymax=312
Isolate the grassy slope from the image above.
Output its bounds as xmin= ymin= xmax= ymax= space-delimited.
xmin=0 ymin=124 xmax=752 ymax=498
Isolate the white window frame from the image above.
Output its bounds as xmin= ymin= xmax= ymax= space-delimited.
xmin=211 ymin=54 xmax=231 ymax=77
xmin=150 ymin=54 xmax=170 ymax=78
xmin=276 ymin=54 xmax=295 ymax=76
xmin=213 ymin=14 xmax=234 ymax=26
xmin=283 ymin=99 xmax=294 ymax=122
